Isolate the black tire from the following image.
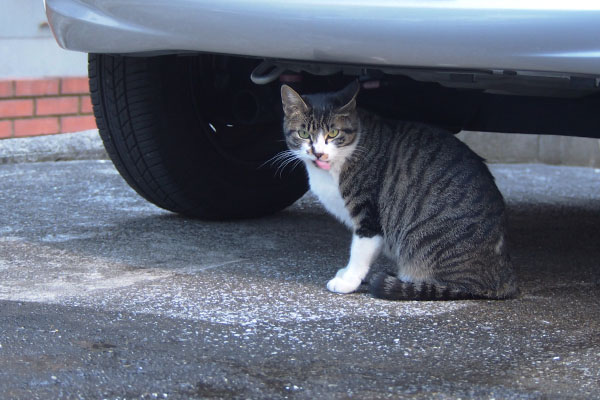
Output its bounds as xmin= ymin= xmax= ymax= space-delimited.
xmin=88 ymin=54 xmax=308 ymax=219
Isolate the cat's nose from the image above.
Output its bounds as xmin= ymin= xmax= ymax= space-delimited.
xmin=314 ymin=152 xmax=325 ymax=160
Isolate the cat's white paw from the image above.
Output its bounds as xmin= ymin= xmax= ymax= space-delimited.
xmin=326 ymin=274 xmax=361 ymax=294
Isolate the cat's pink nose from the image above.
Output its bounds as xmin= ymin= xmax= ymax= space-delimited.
xmin=314 ymin=152 xmax=326 ymax=160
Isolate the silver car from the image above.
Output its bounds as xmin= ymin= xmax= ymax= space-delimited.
xmin=45 ymin=0 xmax=600 ymax=219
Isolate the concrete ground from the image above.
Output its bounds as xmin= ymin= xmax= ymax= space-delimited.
xmin=0 ymin=158 xmax=599 ymax=399
xmin=0 ymin=130 xmax=106 ymax=164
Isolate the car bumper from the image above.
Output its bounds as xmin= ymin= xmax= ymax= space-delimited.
xmin=45 ymin=0 xmax=600 ymax=76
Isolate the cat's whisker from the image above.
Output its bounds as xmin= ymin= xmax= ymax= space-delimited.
xmin=269 ymin=151 xmax=302 ymax=178
xmin=287 ymin=159 xmax=304 ymax=175
xmin=259 ymin=150 xmax=297 ymax=169
xmin=269 ymin=150 xmax=296 ymax=163
xmin=272 ymin=155 xmax=297 ymax=169
xmin=277 ymin=157 xmax=303 ymax=178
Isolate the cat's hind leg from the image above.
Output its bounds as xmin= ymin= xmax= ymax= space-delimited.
xmin=327 ymin=234 xmax=383 ymax=294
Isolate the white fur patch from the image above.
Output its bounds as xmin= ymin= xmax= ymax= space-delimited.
xmin=327 ymin=235 xmax=383 ymax=294
xmin=305 ymin=163 xmax=353 ymax=228
xmin=495 ymin=235 xmax=504 ymax=254
xmin=312 ymin=133 xmax=328 ymax=156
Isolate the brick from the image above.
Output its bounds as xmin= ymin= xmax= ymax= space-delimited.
xmin=15 ymin=78 xmax=60 ymax=97
xmin=0 ymin=80 xmax=13 ymax=98
xmin=36 ymin=96 xmax=79 ymax=116
xmin=80 ymin=95 xmax=93 ymax=113
xmin=0 ymin=120 xmax=12 ymax=138
xmin=14 ymin=117 xmax=60 ymax=137
xmin=61 ymin=77 xmax=89 ymax=94
xmin=0 ymin=99 xmax=34 ymax=118
xmin=60 ymin=115 xmax=97 ymax=133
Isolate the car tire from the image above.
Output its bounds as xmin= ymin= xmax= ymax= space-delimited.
xmin=88 ymin=54 xmax=308 ymax=219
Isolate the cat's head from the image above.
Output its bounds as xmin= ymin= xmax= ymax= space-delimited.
xmin=281 ymin=81 xmax=360 ymax=171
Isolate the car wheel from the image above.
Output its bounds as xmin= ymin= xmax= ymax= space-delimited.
xmin=88 ymin=53 xmax=308 ymax=219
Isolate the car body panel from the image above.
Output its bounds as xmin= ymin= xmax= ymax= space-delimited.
xmin=45 ymin=0 xmax=600 ymax=76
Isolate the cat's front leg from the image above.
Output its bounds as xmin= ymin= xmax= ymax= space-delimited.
xmin=327 ymin=234 xmax=383 ymax=294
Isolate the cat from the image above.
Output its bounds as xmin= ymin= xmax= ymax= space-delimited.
xmin=280 ymin=81 xmax=518 ymax=300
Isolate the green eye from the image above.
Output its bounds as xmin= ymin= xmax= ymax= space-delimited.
xmin=328 ymin=129 xmax=340 ymax=139
xmin=297 ymin=129 xmax=310 ymax=139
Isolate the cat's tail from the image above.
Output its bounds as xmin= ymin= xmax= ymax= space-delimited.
xmin=369 ymin=272 xmax=483 ymax=301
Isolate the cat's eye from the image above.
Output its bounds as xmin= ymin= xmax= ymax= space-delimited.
xmin=328 ymin=129 xmax=340 ymax=139
xmin=297 ymin=129 xmax=310 ymax=139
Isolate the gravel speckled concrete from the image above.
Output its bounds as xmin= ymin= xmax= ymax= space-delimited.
xmin=0 ymin=130 xmax=107 ymax=164
xmin=0 ymin=161 xmax=599 ymax=399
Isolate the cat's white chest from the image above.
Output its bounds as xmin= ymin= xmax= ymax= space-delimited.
xmin=306 ymin=163 xmax=353 ymax=228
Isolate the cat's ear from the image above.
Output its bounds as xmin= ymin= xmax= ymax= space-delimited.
xmin=335 ymin=80 xmax=360 ymax=115
xmin=281 ymin=85 xmax=309 ymax=116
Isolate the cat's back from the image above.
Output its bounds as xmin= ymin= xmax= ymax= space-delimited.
xmin=342 ymin=111 xmax=506 ymax=243
xmin=360 ymin=113 xmax=488 ymax=174
xmin=356 ymin=113 xmax=500 ymax=201
xmin=394 ymin=119 xmax=502 ymax=206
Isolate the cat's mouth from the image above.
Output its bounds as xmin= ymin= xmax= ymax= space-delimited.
xmin=314 ymin=159 xmax=331 ymax=170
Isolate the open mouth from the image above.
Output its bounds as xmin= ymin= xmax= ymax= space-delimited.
xmin=314 ymin=159 xmax=331 ymax=170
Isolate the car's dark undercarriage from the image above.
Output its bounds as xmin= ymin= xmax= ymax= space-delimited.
xmin=192 ymin=54 xmax=600 ymax=138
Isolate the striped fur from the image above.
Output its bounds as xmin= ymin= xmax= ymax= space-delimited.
xmin=281 ymin=82 xmax=518 ymax=301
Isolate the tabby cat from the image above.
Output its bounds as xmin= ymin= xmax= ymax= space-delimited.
xmin=280 ymin=81 xmax=517 ymax=300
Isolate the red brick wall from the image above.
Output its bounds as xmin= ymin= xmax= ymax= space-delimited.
xmin=0 ymin=77 xmax=97 ymax=139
